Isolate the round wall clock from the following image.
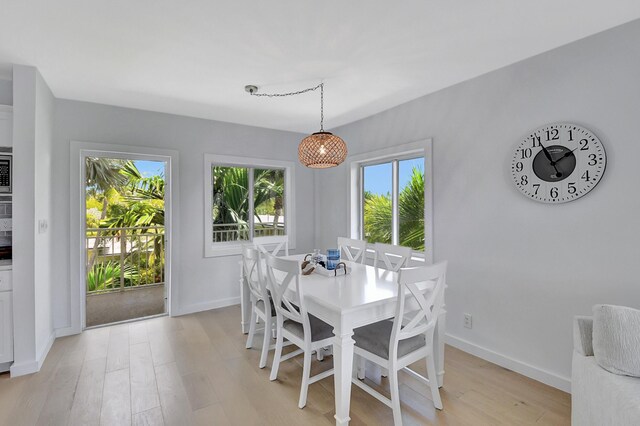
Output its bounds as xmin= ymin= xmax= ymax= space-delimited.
xmin=511 ymin=123 xmax=606 ymax=203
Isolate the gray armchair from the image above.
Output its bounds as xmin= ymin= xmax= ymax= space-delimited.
xmin=572 ymin=316 xmax=640 ymax=425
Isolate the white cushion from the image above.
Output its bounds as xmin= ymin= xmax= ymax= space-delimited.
xmin=592 ymin=304 xmax=640 ymax=377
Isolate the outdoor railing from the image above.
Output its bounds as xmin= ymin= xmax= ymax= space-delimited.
xmin=86 ymin=226 xmax=165 ymax=294
xmin=212 ymin=222 xmax=285 ymax=242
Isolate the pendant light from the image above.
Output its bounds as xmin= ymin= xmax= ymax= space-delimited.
xmin=245 ymin=83 xmax=347 ymax=168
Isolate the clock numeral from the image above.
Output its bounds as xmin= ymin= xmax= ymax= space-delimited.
xmin=520 ymin=175 xmax=528 ymax=185
xmin=545 ymin=129 xmax=559 ymax=141
xmin=579 ymin=139 xmax=589 ymax=151
xmin=550 ymin=187 xmax=559 ymax=199
xmin=588 ymin=153 xmax=597 ymax=166
xmin=521 ymin=148 xmax=532 ymax=159
xmin=568 ymin=182 xmax=576 ymax=194
xmin=581 ymin=170 xmax=591 ymax=182
xmin=568 ymin=129 xmax=574 ymax=141
xmin=515 ymin=161 xmax=524 ymax=172
xmin=531 ymin=135 xmax=541 ymax=148
xmin=532 ymin=183 xmax=540 ymax=195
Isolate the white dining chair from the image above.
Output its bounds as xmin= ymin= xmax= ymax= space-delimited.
xmin=264 ymin=253 xmax=335 ymax=409
xmin=254 ymin=235 xmax=289 ymax=257
xmin=338 ymin=237 xmax=367 ymax=264
xmin=374 ymin=242 xmax=412 ymax=271
xmin=351 ymin=261 xmax=447 ymax=425
xmin=242 ymin=245 xmax=275 ymax=369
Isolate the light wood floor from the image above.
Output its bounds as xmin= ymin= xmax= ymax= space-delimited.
xmin=0 ymin=305 xmax=571 ymax=425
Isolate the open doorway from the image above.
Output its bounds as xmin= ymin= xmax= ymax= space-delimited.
xmin=84 ymin=156 xmax=168 ymax=327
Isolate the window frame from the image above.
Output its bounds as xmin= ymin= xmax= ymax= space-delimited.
xmin=349 ymin=140 xmax=433 ymax=263
xmin=204 ymin=154 xmax=295 ymax=257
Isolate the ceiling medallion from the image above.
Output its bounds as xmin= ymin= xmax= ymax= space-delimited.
xmin=245 ymin=82 xmax=347 ymax=168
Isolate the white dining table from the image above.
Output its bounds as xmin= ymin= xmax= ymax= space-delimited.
xmin=239 ymin=255 xmax=446 ymax=426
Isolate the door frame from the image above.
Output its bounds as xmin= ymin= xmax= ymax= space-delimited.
xmin=69 ymin=141 xmax=180 ymax=333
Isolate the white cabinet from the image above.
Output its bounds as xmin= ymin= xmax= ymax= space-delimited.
xmin=0 ymin=270 xmax=12 ymax=292
xmin=0 ymin=106 xmax=12 ymax=147
xmin=0 ymin=290 xmax=12 ymax=365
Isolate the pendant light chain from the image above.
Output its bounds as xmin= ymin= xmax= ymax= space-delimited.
xmin=248 ymin=82 xmax=325 ymax=131
xmin=248 ymin=83 xmax=322 ymax=98
xmin=320 ymin=83 xmax=324 ymax=131
xmin=245 ymin=81 xmax=346 ymax=168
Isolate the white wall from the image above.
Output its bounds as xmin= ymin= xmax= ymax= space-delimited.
xmin=315 ymin=20 xmax=640 ymax=391
xmin=11 ymin=65 xmax=55 ymax=375
xmin=0 ymin=79 xmax=12 ymax=105
xmin=33 ymin=70 xmax=55 ymax=359
xmin=11 ymin=65 xmax=37 ymax=375
xmin=52 ymin=100 xmax=315 ymax=331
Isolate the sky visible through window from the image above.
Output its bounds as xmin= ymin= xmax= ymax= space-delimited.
xmin=364 ymin=157 xmax=423 ymax=195
xmin=135 ymin=160 xmax=165 ymax=177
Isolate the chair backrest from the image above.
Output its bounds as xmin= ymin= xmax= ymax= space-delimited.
xmin=337 ymin=237 xmax=367 ymax=264
xmin=242 ymin=245 xmax=267 ymax=302
xmin=254 ymin=235 xmax=289 ymax=257
xmin=389 ymin=261 xmax=447 ymax=358
xmin=374 ymin=243 xmax=412 ymax=272
xmin=263 ymin=252 xmax=310 ymax=333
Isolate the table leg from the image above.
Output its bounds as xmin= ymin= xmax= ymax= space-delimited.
xmin=333 ymin=329 xmax=355 ymax=426
xmin=434 ymin=309 xmax=446 ymax=387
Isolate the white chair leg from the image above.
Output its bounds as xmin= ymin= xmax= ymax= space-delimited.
xmin=259 ymin=315 xmax=271 ymax=369
xmin=357 ymin=356 xmax=366 ymax=380
xmin=316 ymin=347 xmax=324 ymax=361
xmin=270 ymin=322 xmax=284 ymax=381
xmin=298 ymin=350 xmax=312 ymax=409
xmin=388 ymin=365 xmax=402 ymax=426
xmin=381 ymin=367 xmax=389 ymax=378
xmin=245 ymin=305 xmax=257 ymax=349
xmin=426 ymin=355 xmax=443 ymax=409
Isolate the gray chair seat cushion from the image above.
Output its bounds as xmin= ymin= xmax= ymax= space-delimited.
xmin=353 ymin=320 xmax=426 ymax=360
xmin=283 ymin=315 xmax=334 ymax=342
xmin=256 ymin=298 xmax=276 ymax=317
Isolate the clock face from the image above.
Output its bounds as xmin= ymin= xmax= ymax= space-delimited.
xmin=511 ymin=123 xmax=606 ymax=203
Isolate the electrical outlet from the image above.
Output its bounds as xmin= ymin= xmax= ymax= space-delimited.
xmin=464 ymin=313 xmax=473 ymax=329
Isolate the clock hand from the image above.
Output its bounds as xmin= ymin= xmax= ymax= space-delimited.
xmin=539 ymin=142 xmax=554 ymax=163
xmin=553 ymin=147 xmax=579 ymax=164
xmin=539 ymin=142 xmax=563 ymax=178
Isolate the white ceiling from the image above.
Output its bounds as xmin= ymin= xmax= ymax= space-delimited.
xmin=1 ymin=1 xmax=639 ymax=133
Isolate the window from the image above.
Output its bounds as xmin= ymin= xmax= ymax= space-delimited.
xmin=205 ymin=155 xmax=294 ymax=257
xmin=350 ymin=141 xmax=432 ymax=260
xmin=398 ymin=157 xmax=425 ymax=251
xmin=360 ymin=155 xmax=426 ymax=251
xmin=362 ymin=162 xmax=392 ymax=244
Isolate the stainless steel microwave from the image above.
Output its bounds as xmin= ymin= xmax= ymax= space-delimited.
xmin=0 ymin=155 xmax=11 ymax=194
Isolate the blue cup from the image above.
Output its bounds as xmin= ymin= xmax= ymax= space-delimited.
xmin=326 ymin=249 xmax=340 ymax=270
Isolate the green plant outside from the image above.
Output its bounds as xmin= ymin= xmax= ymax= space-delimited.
xmin=86 ymin=158 xmax=165 ymax=292
xmin=363 ymin=167 xmax=425 ymax=251
xmin=211 ymin=167 xmax=285 ymax=241
xmin=86 ymin=261 xmax=140 ymax=292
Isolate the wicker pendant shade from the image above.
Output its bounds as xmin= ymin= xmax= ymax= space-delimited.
xmin=245 ymin=82 xmax=347 ymax=168
xmin=298 ymin=131 xmax=347 ymax=168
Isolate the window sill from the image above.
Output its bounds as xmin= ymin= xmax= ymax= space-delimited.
xmin=205 ymin=243 xmax=245 ymax=258
xmin=204 ymin=241 xmax=297 ymax=258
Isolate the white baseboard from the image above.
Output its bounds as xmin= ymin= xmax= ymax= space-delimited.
xmin=56 ymin=326 xmax=81 ymax=338
xmin=445 ymin=333 xmax=571 ymax=393
xmin=9 ymin=329 xmax=56 ymax=377
xmin=177 ymin=296 xmax=240 ymax=316
xmin=10 ymin=360 xmax=39 ymax=377
xmin=36 ymin=330 xmax=56 ymax=370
